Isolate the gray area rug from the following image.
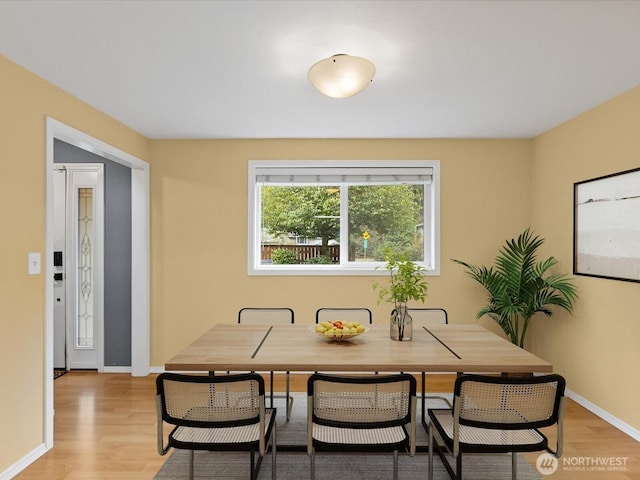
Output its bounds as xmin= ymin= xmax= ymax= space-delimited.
xmin=154 ymin=393 xmax=542 ymax=480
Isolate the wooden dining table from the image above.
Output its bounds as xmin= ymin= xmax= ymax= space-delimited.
xmin=165 ymin=322 xmax=553 ymax=445
xmin=164 ymin=323 xmax=552 ymax=374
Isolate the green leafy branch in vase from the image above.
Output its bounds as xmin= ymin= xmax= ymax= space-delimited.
xmin=373 ymin=249 xmax=428 ymax=340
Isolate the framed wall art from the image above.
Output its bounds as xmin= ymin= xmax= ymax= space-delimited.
xmin=573 ymin=167 xmax=640 ymax=282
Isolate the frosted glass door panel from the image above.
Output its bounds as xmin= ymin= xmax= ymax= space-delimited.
xmin=65 ymin=165 xmax=103 ymax=370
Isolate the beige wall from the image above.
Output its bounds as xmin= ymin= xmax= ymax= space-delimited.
xmin=3 ymin=48 xmax=639 ymax=475
xmin=0 ymin=55 xmax=149 ymax=472
xmin=149 ymin=138 xmax=532 ymax=364
xmin=530 ymin=85 xmax=640 ymax=430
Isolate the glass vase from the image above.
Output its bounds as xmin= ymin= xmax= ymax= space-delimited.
xmin=390 ymin=305 xmax=413 ymax=341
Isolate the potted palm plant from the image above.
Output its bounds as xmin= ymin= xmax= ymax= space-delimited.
xmin=373 ymin=250 xmax=428 ymax=341
xmin=452 ymin=228 xmax=578 ymax=348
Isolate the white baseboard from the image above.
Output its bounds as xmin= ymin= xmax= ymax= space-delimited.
xmin=566 ymin=388 xmax=640 ymax=442
xmin=0 ymin=443 xmax=47 ymax=480
xmin=103 ymin=366 xmax=132 ymax=374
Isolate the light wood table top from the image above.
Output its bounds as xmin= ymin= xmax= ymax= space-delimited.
xmin=165 ymin=323 xmax=552 ymax=374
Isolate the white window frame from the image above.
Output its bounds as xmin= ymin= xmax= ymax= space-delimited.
xmin=248 ymin=160 xmax=440 ymax=276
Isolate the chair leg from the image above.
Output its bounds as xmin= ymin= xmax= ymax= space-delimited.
xmin=512 ymin=451 xmax=517 ymax=480
xmin=421 ymin=372 xmax=426 ymax=422
xmin=429 ymin=421 xmax=460 ymax=480
xmin=286 ymin=372 xmax=292 ymax=421
xmin=310 ymin=447 xmax=316 ymax=480
xmin=428 ymin=423 xmax=434 ymax=480
xmin=188 ymin=450 xmax=194 ymax=480
xmin=269 ymin=372 xmax=274 ymax=408
xmin=271 ymin=422 xmax=277 ymax=480
xmin=393 ymin=450 xmax=399 ymax=480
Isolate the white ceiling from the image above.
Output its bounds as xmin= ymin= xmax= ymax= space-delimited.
xmin=1 ymin=0 xmax=639 ymax=140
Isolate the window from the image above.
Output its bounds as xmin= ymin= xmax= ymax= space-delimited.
xmin=248 ymin=160 xmax=440 ymax=275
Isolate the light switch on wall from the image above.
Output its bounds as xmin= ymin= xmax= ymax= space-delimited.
xmin=28 ymin=252 xmax=41 ymax=275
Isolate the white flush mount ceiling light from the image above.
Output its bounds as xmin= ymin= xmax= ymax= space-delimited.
xmin=308 ymin=54 xmax=375 ymax=99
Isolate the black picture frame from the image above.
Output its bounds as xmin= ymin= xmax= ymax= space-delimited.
xmin=573 ymin=167 xmax=640 ymax=283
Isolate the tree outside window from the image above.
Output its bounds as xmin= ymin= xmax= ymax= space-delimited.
xmin=249 ymin=161 xmax=439 ymax=275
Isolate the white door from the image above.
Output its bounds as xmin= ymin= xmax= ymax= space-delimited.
xmin=53 ymin=164 xmax=104 ymax=370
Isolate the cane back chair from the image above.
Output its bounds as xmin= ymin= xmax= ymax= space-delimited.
xmin=307 ymin=373 xmax=417 ymax=480
xmin=427 ymin=373 xmax=566 ymax=480
xmin=238 ymin=307 xmax=295 ymax=420
xmin=315 ymin=307 xmax=373 ymax=325
xmin=406 ymin=308 xmax=452 ymax=410
xmin=156 ymin=372 xmax=277 ymax=480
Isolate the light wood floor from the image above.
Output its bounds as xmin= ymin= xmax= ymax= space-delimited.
xmin=14 ymin=372 xmax=640 ymax=479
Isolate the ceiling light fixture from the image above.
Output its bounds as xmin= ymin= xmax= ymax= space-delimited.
xmin=308 ymin=54 xmax=375 ymax=99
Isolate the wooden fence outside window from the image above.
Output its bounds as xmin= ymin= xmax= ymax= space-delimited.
xmin=261 ymin=244 xmax=340 ymax=264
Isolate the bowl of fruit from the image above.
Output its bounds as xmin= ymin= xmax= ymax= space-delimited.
xmin=310 ymin=320 xmax=368 ymax=342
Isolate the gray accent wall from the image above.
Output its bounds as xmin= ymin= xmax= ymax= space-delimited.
xmin=54 ymin=139 xmax=132 ymax=366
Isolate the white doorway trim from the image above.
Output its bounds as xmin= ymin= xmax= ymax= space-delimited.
xmin=44 ymin=117 xmax=150 ymax=449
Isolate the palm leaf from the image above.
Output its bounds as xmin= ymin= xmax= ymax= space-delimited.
xmin=452 ymin=228 xmax=578 ymax=348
